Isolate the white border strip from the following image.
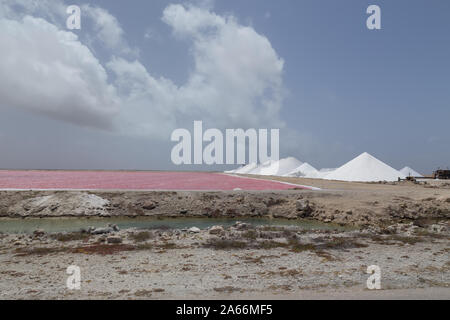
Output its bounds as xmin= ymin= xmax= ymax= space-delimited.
xmin=222 ymin=173 xmax=322 ymax=191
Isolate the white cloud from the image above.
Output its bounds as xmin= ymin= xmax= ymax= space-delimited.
xmin=0 ymin=2 xmax=287 ymax=137
xmin=162 ymin=4 xmax=225 ymax=37
xmin=168 ymin=4 xmax=285 ymax=128
xmin=0 ymin=1 xmax=135 ymax=54
xmin=0 ymin=16 xmax=120 ymax=129
xmin=0 ymin=0 xmax=66 ymax=24
xmin=107 ymin=4 xmax=286 ymax=136
xmin=107 ymin=57 xmax=179 ymax=137
xmin=81 ymin=4 xmax=135 ymax=55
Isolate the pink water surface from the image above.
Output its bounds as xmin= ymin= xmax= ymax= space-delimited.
xmin=0 ymin=170 xmax=309 ymax=191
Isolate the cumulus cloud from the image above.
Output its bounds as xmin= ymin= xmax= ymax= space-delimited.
xmin=1 ymin=0 xmax=134 ymax=54
xmin=107 ymin=4 xmax=286 ymax=136
xmin=81 ymin=4 xmax=135 ymax=55
xmin=0 ymin=2 xmax=286 ymax=137
xmin=107 ymin=58 xmax=179 ymax=137
xmin=0 ymin=16 xmax=120 ymax=129
xmin=164 ymin=4 xmax=285 ymax=128
xmin=0 ymin=0 xmax=66 ymax=24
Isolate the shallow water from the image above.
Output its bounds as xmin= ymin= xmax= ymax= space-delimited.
xmin=0 ymin=217 xmax=353 ymax=234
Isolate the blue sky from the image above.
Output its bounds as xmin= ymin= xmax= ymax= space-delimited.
xmin=0 ymin=0 xmax=448 ymax=173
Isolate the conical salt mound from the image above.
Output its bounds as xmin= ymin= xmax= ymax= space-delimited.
xmin=325 ymin=152 xmax=406 ymax=182
xmin=399 ymin=166 xmax=423 ymax=177
xmin=285 ymin=163 xmax=319 ymax=178
xmin=232 ymin=163 xmax=258 ymax=174
xmin=251 ymin=157 xmax=303 ymax=176
xmin=247 ymin=159 xmax=276 ymax=175
xmin=317 ymin=168 xmax=336 ymax=178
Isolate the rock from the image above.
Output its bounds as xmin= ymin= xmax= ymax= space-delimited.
xmin=234 ymin=222 xmax=250 ymax=230
xmin=107 ymin=236 xmax=123 ymax=244
xmin=383 ymin=225 xmax=398 ymax=234
xmin=250 ymin=205 xmax=269 ymax=216
xmin=108 ymin=224 xmax=120 ymax=232
xmin=429 ymin=224 xmax=447 ymax=234
xmin=142 ymin=201 xmax=156 ymax=210
xmin=209 ymin=226 xmax=224 ymax=235
xmin=296 ymin=199 xmax=313 ymax=218
xmin=384 ymin=222 xmax=420 ymax=235
xmin=33 ymin=229 xmax=45 ymax=237
xmin=436 ymin=196 xmax=450 ymax=203
xmin=90 ymin=227 xmax=114 ymax=235
xmin=188 ymin=227 xmax=201 ymax=234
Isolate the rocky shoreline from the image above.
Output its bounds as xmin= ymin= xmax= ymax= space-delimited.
xmin=0 ymin=187 xmax=449 ymax=228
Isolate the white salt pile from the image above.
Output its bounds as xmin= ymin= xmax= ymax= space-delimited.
xmin=225 ymin=152 xmax=410 ymax=183
xmin=325 ymin=152 xmax=406 ymax=182
xmin=227 ymin=162 xmax=258 ymax=174
xmin=251 ymin=157 xmax=302 ymax=176
xmin=317 ymin=168 xmax=336 ymax=178
xmin=284 ymin=163 xmax=319 ymax=178
xmin=227 ymin=159 xmax=335 ymax=179
xmin=247 ymin=159 xmax=276 ymax=175
xmin=399 ymin=166 xmax=423 ymax=177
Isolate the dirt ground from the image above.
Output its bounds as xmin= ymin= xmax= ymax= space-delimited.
xmin=0 ymin=223 xmax=448 ymax=300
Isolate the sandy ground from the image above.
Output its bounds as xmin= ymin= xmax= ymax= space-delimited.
xmin=0 ymin=177 xmax=449 ymax=300
xmin=233 ymin=287 xmax=450 ymax=300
